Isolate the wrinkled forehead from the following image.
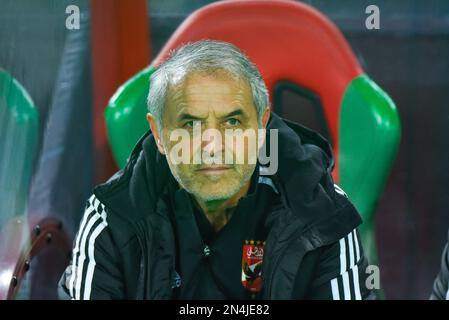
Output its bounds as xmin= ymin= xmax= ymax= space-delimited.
xmin=160 ymin=70 xmax=258 ymax=126
xmin=168 ymin=68 xmax=248 ymax=91
xmin=166 ymin=69 xmax=253 ymax=106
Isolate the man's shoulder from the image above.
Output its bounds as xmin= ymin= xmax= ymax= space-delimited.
xmin=92 ymin=133 xmax=172 ymax=225
xmin=79 ymin=193 xmax=141 ymax=251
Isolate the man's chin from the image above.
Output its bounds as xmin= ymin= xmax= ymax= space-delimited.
xmin=191 ymin=184 xmax=240 ymax=202
xmin=193 ymin=190 xmax=235 ymax=202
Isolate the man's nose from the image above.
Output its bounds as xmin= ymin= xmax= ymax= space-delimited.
xmin=201 ymin=127 xmax=224 ymax=156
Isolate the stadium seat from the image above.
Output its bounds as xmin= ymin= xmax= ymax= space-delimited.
xmin=104 ymin=0 xmax=401 ymax=279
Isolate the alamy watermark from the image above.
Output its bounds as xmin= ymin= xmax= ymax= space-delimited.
xmin=165 ymin=123 xmax=279 ymax=175
xmin=65 ymin=5 xmax=80 ymax=30
xmin=365 ymin=264 xmax=381 ymax=290
xmin=365 ymin=5 xmax=380 ymax=30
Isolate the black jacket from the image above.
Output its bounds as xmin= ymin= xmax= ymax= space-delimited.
xmin=60 ymin=113 xmax=374 ymax=300
xmin=430 ymin=231 xmax=449 ymax=300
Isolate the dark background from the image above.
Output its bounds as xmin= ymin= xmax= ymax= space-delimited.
xmin=0 ymin=0 xmax=448 ymax=299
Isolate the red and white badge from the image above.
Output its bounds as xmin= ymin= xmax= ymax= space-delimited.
xmin=241 ymin=240 xmax=265 ymax=293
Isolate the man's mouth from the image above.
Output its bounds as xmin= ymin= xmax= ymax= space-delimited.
xmin=196 ymin=165 xmax=232 ymax=173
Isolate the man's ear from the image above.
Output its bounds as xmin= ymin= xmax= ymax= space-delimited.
xmin=257 ymin=107 xmax=271 ymax=152
xmin=146 ymin=113 xmax=166 ymax=155
xmin=261 ymin=106 xmax=271 ymax=129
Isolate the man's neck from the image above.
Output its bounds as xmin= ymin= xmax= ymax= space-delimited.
xmin=193 ymin=179 xmax=251 ymax=232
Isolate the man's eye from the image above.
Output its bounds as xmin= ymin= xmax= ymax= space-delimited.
xmin=225 ymin=118 xmax=240 ymax=126
xmin=184 ymin=120 xmax=201 ymax=129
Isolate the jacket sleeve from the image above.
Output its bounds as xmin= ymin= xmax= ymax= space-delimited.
xmin=303 ymin=228 xmax=376 ymax=300
xmin=430 ymin=232 xmax=449 ymax=300
xmin=60 ymin=195 xmax=125 ymax=300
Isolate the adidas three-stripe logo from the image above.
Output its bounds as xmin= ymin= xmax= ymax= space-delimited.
xmin=69 ymin=194 xmax=108 ymax=300
xmin=330 ymin=229 xmax=362 ymax=300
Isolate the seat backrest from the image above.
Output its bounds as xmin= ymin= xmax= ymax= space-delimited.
xmin=107 ymin=0 xmax=361 ymax=173
xmin=105 ymin=0 xmax=401 ymax=266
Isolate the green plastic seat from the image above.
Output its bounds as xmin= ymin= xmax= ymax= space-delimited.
xmin=340 ymin=75 xmax=400 ymax=273
xmin=0 ymin=69 xmax=39 ymax=229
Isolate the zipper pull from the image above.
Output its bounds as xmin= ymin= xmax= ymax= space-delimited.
xmin=203 ymin=245 xmax=211 ymax=257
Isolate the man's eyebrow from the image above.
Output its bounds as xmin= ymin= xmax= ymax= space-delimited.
xmin=176 ymin=108 xmax=248 ymax=122
xmin=218 ymin=108 xmax=248 ymax=119
xmin=176 ymin=112 xmax=205 ymax=122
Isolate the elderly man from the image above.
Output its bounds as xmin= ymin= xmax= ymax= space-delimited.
xmin=60 ymin=40 xmax=374 ymax=300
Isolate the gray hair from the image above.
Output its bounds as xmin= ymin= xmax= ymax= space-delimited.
xmin=147 ymin=40 xmax=269 ymax=131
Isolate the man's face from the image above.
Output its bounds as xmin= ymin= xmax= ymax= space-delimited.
xmin=157 ymin=71 xmax=263 ymax=202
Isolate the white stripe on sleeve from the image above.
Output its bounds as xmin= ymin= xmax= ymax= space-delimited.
xmin=339 ymin=237 xmax=346 ymax=275
xmin=69 ymin=195 xmax=95 ymax=297
xmin=75 ymin=213 xmax=102 ymax=299
xmin=83 ymin=215 xmax=108 ymax=299
xmin=352 ymin=265 xmax=362 ymax=300
xmin=348 ymin=232 xmax=355 ymax=268
xmin=342 ymin=271 xmax=351 ymax=300
xmin=331 ymin=278 xmax=340 ymax=300
xmin=353 ymin=229 xmax=360 ymax=262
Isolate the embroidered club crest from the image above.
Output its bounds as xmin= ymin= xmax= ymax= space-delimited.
xmin=241 ymin=240 xmax=265 ymax=293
